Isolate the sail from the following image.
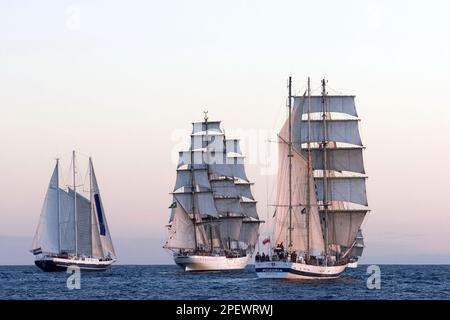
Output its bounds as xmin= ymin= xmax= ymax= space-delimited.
xmin=294 ymin=95 xmax=358 ymax=117
xmin=173 ymin=192 xmax=219 ymax=217
xmin=274 ymin=119 xmax=325 ymax=255
xmin=59 ymin=188 xmax=76 ymax=253
xmin=165 ymin=201 xmax=197 ymax=249
xmin=296 ymin=119 xmax=363 ymax=146
xmin=174 ymin=169 xmax=210 ymax=191
xmin=214 ymin=198 xmax=242 ymax=215
xmin=31 ymin=165 xmax=60 ymax=255
xmin=67 ymin=189 xmax=92 ymax=257
xmin=315 ymin=176 xmax=368 ymax=206
xmin=235 ymin=182 xmax=254 ymax=200
xmin=310 ymin=147 xmax=365 ymax=174
xmin=323 ymin=210 xmax=367 ymax=247
xmin=239 ymin=220 xmax=260 ymax=249
xmin=218 ymin=216 xmax=243 ymax=244
xmin=240 ymin=201 xmax=258 ymax=219
xmin=211 ymin=179 xmax=238 ymax=198
xmin=90 ymin=159 xmax=116 ymax=259
xmin=192 ymin=121 xmax=222 ymax=135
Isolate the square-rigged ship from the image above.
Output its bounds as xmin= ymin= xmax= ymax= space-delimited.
xmin=31 ymin=151 xmax=116 ymax=272
xmin=255 ymin=77 xmax=370 ymax=279
xmin=164 ymin=113 xmax=263 ymax=271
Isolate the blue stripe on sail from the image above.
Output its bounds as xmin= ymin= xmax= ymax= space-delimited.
xmin=94 ymin=194 xmax=106 ymax=236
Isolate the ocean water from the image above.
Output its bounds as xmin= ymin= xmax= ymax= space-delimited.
xmin=0 ymin=265 xmax=449 ymax=300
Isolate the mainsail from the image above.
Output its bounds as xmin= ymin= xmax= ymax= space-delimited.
xmin=165 ymin=117 xmax=262 ymax=253
xmin=31 ymin=154 xmax=116 ymax=259
xmin=289 ymin=84 xmax=370 ymax=257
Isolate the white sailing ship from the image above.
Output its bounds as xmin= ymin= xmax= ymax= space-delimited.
xmin=256 ymin=77 xmax=370 ymax=279
xmin=31 ymin=151 xmax=116 ymax=272
xmin=164 ymin=113 xmax=263 ymax=271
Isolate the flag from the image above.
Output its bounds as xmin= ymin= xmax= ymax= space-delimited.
xmin=169 ymin=202 xmax=177 ymax=209
xmin=32 ymin=247 xmax=42 ymax=255
xmin=262 ymin=238 xmax=270 ymax=245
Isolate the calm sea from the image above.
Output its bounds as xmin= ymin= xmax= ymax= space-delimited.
xmin=0 ymin=265 xmax=449 ymax=300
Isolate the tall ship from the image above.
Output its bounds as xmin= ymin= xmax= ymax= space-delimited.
xmin=164 ymin=113 xmax=263 ymax=271
xmin=31 ymin=151 xmax=116 ymax=272
xmin=256 ymin=77 xmax=370 ymax=279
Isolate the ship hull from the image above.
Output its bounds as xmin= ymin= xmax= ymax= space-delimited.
xmin=35 ymin=256 xmax=115 ymax=272
xmin=174 ymin=254 xmax=251 ymax=272
xmin=347 ymin=261 xmax=358 ymax=269
xmin=255 ymin=261 xmax=347 ymax=280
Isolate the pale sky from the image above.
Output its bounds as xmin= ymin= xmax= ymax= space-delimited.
xmin=1 ymin=0 xmax=449 ymax=264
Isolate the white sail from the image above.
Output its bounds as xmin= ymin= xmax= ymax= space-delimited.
xmin=315 ymin=176 xmax=368 ymax=206
xmin=215 ymin=198 xmax=242 ymax=215
xmin=68 ymin=189 xmax=92 ymax=257
xmin=294 ymin=95 xmax=358 ymax=117
xmin=239 ymin=220 xmax=260 ymax=248
xmin=298 ymin=119 xmax=363 ymax=146
xmin=235 ymin=182 xmax=254 ymax=200
xmin=310 ymin=147 xmax=365 ymax=174
xmin=31 ymin=165 xmax=60 ymax=255
xmin=165 ymin=201 xmax=197 ymax=249
xmin=274 ymin=119 xmax=325 ymax=255
xmin=211 ymin=179 xmax=237 ymax=198
xmin=192 ymin=121 xmax=222 ymax=135
xmin=173 ymin=192 xmax=219 ymax=217
xmin=174 ymin=169 xmax=210 ymax=191
xmin=219 ymin=216 xmax=243 ymax=243
xmin=324 ymin=210 xmax=367 ymax=247
xmin=240 ymin=201 xmax=258 ymax=219
xmin=90 ymin=159 xmax=116 ymax=259
xmin=59 ymin=188 xmax=76 ymax=254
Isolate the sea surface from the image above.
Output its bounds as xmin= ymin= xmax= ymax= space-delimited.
xmin=0 ymin=265 xmax=449 ymax=300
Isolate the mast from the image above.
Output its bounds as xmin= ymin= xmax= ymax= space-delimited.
xmin=203 ymin=111 xmax=214 ymax=254
xmin=190 ymin=130 xmax=198 ymax=251
xmin=288 ymin=76 xmax=293 ymax=251
xmin=73 ymin=150 xmax=78 ymax=256
xmin=306 ymin=77 xmax=312 ymax=257
xmin=56 ymin=158 xmax=61 ymax=254
xmin=89 ymin=156 xmax=93 ymax=256
xmin=321 ymin=79 xmax=329 ymax=264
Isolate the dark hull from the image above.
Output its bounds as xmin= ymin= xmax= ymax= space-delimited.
xmin=35 ymin=259 xmax=111 ymax=272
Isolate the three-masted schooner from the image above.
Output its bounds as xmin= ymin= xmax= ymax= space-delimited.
xmin=31 ymin=151 xmax=116 ymax=272
xmin=164 ymin=113 xmax=263 ymax=271
xmin=256 ymin=77 xmax=370 ymax=279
